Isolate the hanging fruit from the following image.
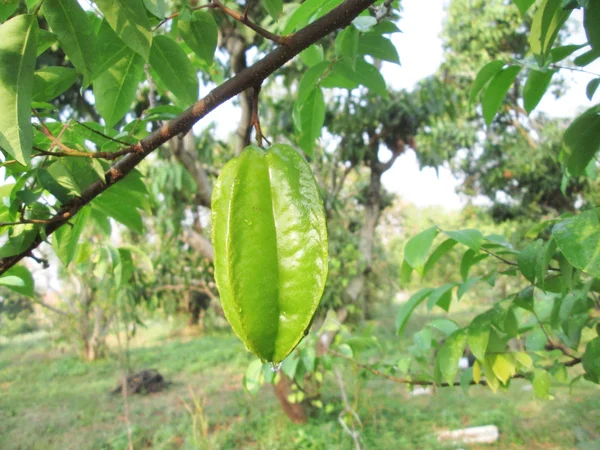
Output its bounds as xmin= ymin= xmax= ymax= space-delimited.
xmin=211 ymin=144 xmax=328 ymax=363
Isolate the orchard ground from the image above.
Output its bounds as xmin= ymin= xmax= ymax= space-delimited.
xmin=1 ymin=304 xmax=599 ymax=450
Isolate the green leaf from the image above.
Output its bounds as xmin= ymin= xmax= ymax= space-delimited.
xmin=264 ymin=0 xmax=283 ymax=20
xmin=42 ymin=0 xmax=95 ymax=83
xmin=52 ymin=206 xmax=90 ymax=266
xmin=335 ymin=26 xmax=359 ymax=69
xmin=396 ymin=288 xmax=433 ymax=335
xmin=92 ymin=20 xmax=131 ymax=81
xmin=0 ymin=224 xmax=37 ymax=258
xmin=32 ymin=67 xmax=78 ymax=102
xmin=296 ymin=61 xmax=329 ymax=106
xmin=404 ymin=226 xmax=438 ymax=275
xmin=526 ymin=326 xmax=548 ymax=351
xmin=523 ymin=69 xmax=555 ymax=114
xmin=529 ymin=0 xmax=571 ymax=62
xmin=563 ymin=104 xmax=600 ymax=176
xmin=150 ymin=35 xmax=199 ymax=106
xmin=352 ymin=59 xmax=387 ymax=97
xmin=552 ymin=209 xmax=600 ymax=277
xmin=514 ymin=286 xmax=535 ymax=312
xmin=400 ymin=260 xmax=413 ymax=286
xmin=513 ymin=0 xmax=535 ymax=17
xmin=94 ymin=50 xmax=145 ymax=128
xmin=0 ymin=2 xmax=18 ymax=23
xmin=300 ymin=44 xmax=324 ymax=67
xmin=437 ymin=329 xmax=467 ymax=386
xmin=518 ymin=240 xmax=544 ymax=283
xmin=178 ymin=11 xmax=218 ymax=65
xmin=92 ymin=194 xmax=144 ymax=234
xmin=582 ymin=337 xmax=600 ymax=384
xmin=243 ymin=359 xmax=263 ymax=394
xmin=532 ymin=369 xmax=552 ymax=399
xmin=0 ymin=265 xmax=34 ymax=297
xmin=357 ymin=33 xmax=400 ymax=64
xmin=94 ymin=0 xmax=152 ymax=60
xmin=283 ymin=0 xmax=342 ymax=34
xmin=584 ymin=1 xmax=600 ymax=52
xmin=587 ymin=78 xmax=600 ymax=101
xmin=0 ymin=14 xmax=37 ymax=165
xmin=574 ymin=48 xmax=600 ymax=67
xmin=550 ymin=43 xmax=586 ymax=63
xmin=491 ymin=354 xmax=515 ymax=384
xmin=460 ymin=249 xmax=488 ymax=281
xmin=143 ymin=0 xmax=167 ymax=18
xmin=468 ymin=312 xmax=491 ymax=361
xmin=444 ymin=229 xmax=484 ymax=252
xmin=36 ymin=29 xmax=56 ymax=57
xmin=426 ymin=283 xmax=455 ymax=311
xmin=457 ymin=277 xmax=480 ymax=300
xmin=297 ymin=87 xmax=325 ymax=157
xmin=352 ymin=16 xmax=377 ymax=32
xmin=427 ymin=319 xmax=460 ymax=336
xmin=423 ymin=238 xmax=458 ymax=277
xmin=469 ymin=60 xmax=504 ymax=106
xmin=482 ymin=65 xmax=522 ymax=125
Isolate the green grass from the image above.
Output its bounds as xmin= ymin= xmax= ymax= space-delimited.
xmin=1 ymin=313 xmax=599 ymax=450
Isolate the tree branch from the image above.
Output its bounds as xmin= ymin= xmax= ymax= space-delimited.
xmin=0 ymin=0 xmax=377 ymax=275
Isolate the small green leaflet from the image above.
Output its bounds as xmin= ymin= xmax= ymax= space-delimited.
xmin=404 ymin=226 xmax=438 ymax=275
xmin=32 ymin=67 xmax=78 ymax=102
xmin=423 ymin=238 xmax=458 ymax=277
xmin=0 ymin=2 xmax=18 ymax=23
xmin=300 ymin=44 xmax=324 ymax=67
xmin=523 ymin=69 xmax=555 ymax=114
xmin=0 ymin=14 xmax=37 ymax=165
xmin=437 ymin=329 xmax=467 ymax=386
xmin=552 ymin=209 xmax=600 ymax=277
xmin=529 ymin=0 xmax=571 ymax=63
xmin=563 ymin=104 xmax=600 ymax=176
xmin=444 ymin=228 xmax=484 ymax=251
xmin=584 ymin=1 xmax=600 ymax=52
xmin=469 ymin=60 xmax=504 ymax=107
xmin=93 ymin=20 xmax=131 ymax=81
xmin=263 ymin=0 xmax=283 ymax=20
xmin=42 ymin=0 xmax=95 ymax=84
xmin=94 ymin=50 xmax=145 ymax=128
xmin=296 ymin=61 xmax=329 ymax=106
xmin=150 ymin=35 xmax=199 ymax=106
xmin=36 ymin=30 xmax=57 ymax=57
xmin=357 ymin=33 xmax=400 ymax=64
xmin=513 ymin=0 xmax=535 ymax=17
xmin=53 ymin=206 xmax=90 ymax=266
xmin=518 ymin=239 xmax=543 ymax=283
xmin=587 ymin=78 xmax=600 ymax=100
xmin=426 ymin=283 xmax=456 ymax=311
xmin=396 ymin=288 xmax=433 ymax=335
xmin=178 ymin=11 xmax=218 ymax=65
xmin=94 ymin=0 xmax=153 ymax=60
xmin=532 ymin=369 xmax=552 ymax=399
xmin=296 ymin=87 xmax=325 ymax=158
xmin=468 ymin=312 xmax=491 ymax=361
xmin=143 ymin=0 xmax=167 ymax=19
xmin=481 ymin=65 xmax=522 ymax=126
xmin=582 ymin=337 xmax=600 ymax=384
xmin=0 ymin=265 xmax=34 ymax=297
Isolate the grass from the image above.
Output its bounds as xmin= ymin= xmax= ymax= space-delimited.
xmin=1 ymin=310 xmax=599 ymax=450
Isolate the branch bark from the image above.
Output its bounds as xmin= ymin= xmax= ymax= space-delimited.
xmin=0 ymin=0 xmax=376 ymax=275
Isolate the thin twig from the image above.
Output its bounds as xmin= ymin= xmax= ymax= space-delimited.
xmin=550 ymin=64 xmax=600 ymax=77
xmin=32 ymin=146 xmax=137 ymax=161
xmin=75 ymin=121 xmax=133 ymax=146
xmin=334 ymin=368 xmax=362 ymax=450
xmin=212 ymin=0 xmax=289 ymax=45
xmin=251 ymin=85 xmax=267 ymax=147
xmin=153 ymin=4 xmax=215 ymax=30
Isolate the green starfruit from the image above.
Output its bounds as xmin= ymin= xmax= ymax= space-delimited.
xmin=211 ymin=144 xmax=328 ymax=363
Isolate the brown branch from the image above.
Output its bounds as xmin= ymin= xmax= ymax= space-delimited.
xmin=0 ymin=0 xmax=377 ymax=275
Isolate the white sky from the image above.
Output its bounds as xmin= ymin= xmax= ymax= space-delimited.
xmin=207 ymin=1 xmax=600 ymax=210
